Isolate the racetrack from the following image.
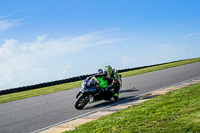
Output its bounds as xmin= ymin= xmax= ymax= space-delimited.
xmin=0 ymin=62 xmax=200 ymax=133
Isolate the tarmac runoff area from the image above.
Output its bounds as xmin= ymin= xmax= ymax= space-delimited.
xmin=38 ymin=77 xmax=200 ymax=133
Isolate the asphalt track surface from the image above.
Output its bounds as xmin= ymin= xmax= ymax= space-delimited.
xmin=0 ymin=62 xmax=200 ymax=133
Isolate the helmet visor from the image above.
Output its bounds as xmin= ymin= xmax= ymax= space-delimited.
xmin=106 ymin=69 xmax=112 ymax=76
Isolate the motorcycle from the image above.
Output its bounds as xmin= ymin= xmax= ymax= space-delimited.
xmin=75 ymin=76 xmax=120 ymax=109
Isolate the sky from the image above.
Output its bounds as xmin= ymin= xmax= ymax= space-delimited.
xmin=0 ymin=0 xmax=200 ymax=90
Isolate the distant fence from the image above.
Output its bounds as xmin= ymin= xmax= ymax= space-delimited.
xmin=0 ymin=59 xmax=184 ymax=95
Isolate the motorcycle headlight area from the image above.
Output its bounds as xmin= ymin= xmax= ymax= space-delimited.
xmin=81 ymin=80 xmax=86 ymax=88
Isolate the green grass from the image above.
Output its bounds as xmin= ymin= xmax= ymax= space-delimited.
xmin=0 ymin=81 xmax=81 ymax=104
xmin=67 ymin=83 xmax=200 ymax=133
xmin=0 ymin=57 xmax=200 ymax=104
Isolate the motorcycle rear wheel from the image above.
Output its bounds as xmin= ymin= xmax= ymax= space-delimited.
xmin=75 ymin=94 xmax=88 ymax=109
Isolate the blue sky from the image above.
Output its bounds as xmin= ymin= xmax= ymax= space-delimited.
xmin=0 ymin=0 xmax=200 ymax=90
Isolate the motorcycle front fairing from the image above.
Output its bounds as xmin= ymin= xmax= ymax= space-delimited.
xmin=83 ymin=77 xmax=99 ymax=94
xmin=76 ymin=80 xmax=86 ymax=98
xmin=83 ymin=86 xmax=98 ymax=94
xmin=76 ymin=79 xmax=98 ymax=98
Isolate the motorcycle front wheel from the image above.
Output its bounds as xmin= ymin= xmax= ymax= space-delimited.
xmin=75 ymin=94 xmax=88 ymax=109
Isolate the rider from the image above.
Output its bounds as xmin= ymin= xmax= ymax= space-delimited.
xmin=104 ymin=65 xmax=122 ymax=100
xmin=86 ymin=69 xmax=105 ymax=81
xmin=86 ymin=69 xmax=106 ymax=93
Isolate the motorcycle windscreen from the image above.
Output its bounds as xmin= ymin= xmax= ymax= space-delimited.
xmin=87 ymin=77 xmax=96 ymax=87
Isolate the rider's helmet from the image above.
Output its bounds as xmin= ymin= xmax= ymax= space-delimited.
xmin=104 ymin=65 xmax=113 ymax=76
xmin=98 ymin=69 xmax=103 ymax=74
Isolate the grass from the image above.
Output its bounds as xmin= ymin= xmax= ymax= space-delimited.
xmin=0 ymin=81 xmax=82 ymax=104
xmin=0 ymin=57 xmax=200 ymax=104
xmin=67 ymin=83 xmax=200 ymax=133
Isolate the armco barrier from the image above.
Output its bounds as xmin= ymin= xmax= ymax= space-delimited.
xmin=0 ymin=59 xmax=185 ymax=95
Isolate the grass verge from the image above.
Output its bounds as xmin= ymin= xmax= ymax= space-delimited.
xmin=0 ymin=81 xmax=81 ymax=104
xmin=67 ymin=83 xmax=200 ymax=133
xmin=0 ymin=57 xmax=200 ymax=104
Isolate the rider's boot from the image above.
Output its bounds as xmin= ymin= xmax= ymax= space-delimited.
xmin=113 ymin=86 xmax=120 ymax=100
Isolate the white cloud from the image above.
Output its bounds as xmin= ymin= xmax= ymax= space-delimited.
xmin=175 ymin=32 xmax=200 ymax=44
xmin=0 ymin=15 xmax=9 ymax=19
xmin=58 ymin=63 xmax=75 ymax=79
xmin=121 ymin=57 xmax=132 ymax=65
xmin=0 ymin=18 xmax=23 ymax=31
xmin=0 ymin=30 xmax=124 ymax=90
xmin=184 ymin=32 xmax=200 ymax=39
xmin=153 ymin=44 xmax=192 ymax=62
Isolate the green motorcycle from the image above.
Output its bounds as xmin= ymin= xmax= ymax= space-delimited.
xmin=75 ymin=76 xmax=118 ymax=109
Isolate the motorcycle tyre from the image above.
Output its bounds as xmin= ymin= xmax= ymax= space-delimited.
xmin=75 ymin=94 xmax=88 ymax=109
